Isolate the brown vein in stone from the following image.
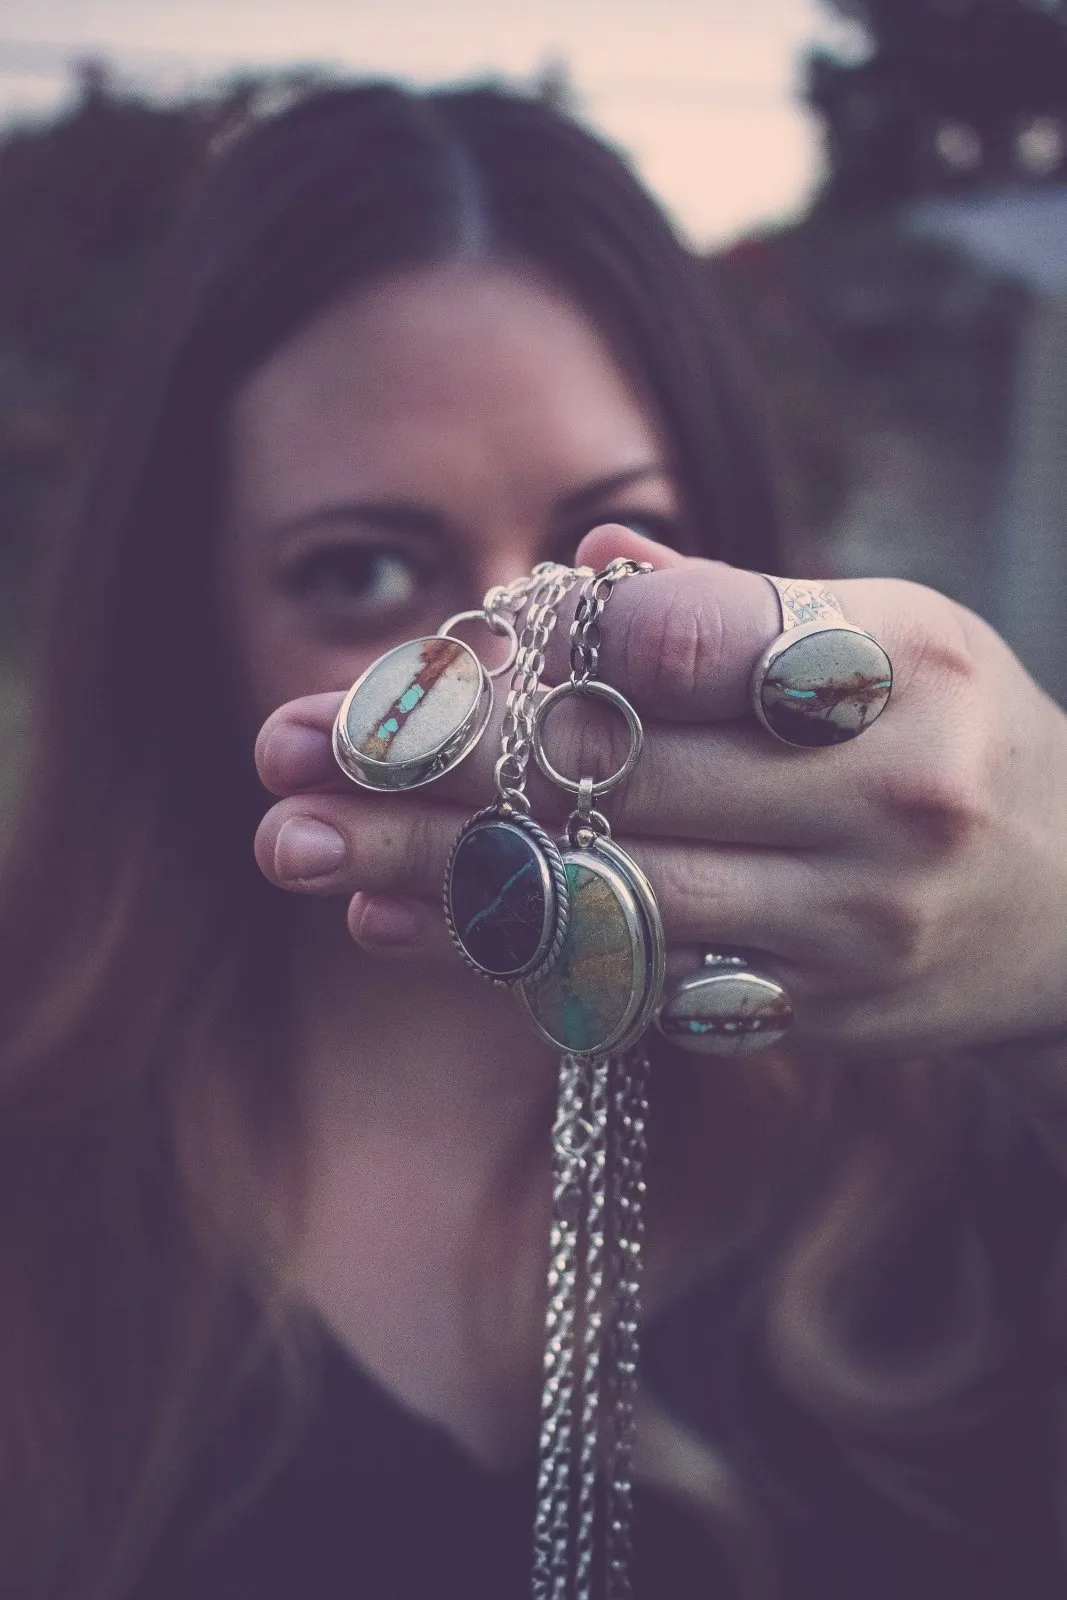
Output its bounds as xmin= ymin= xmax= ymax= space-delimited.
xmin=359 ymin=638 xmax=465 ymax=761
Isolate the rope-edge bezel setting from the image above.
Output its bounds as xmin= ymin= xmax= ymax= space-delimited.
xmin=443 ymin=804 xmax=572 ymax=986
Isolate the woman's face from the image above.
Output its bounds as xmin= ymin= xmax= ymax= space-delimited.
xmin=221 ymin=259 xmax=687 ymax=725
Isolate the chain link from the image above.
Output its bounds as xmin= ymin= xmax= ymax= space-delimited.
xmin=495 ymin=565 xmax=591 ymax=812
xmin=574 ymin=1055 xmax=610 ymax=1594
xmin=532 ymin=1053 xmax=586 ymax=1600
xmin=569 ymin=559 xmax=653 ymax=685
xmin=517 ymin=555 xmax=654 ymax=1600
xmin=605 ymin=1048 xmax=649 ymax=1600
xmin=531 ymin=1047 xmax=650 ymax=1600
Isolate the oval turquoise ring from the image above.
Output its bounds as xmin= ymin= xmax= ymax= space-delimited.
xmin=750 ymin=576 xmax=893 ymax=748
xmin=654 ymin=954 xmax=793 ymax=1057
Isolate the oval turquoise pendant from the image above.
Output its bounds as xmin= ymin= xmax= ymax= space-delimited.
xmin=333 ymin=635 xmax=491 ymax=792
xmin=516 ymin=838 xmax=664 ymax=1056
xmin=445 ymin=811 xmax=569 ymax=983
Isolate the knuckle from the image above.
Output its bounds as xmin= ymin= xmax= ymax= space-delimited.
xmin=880 ymin=747 xmax=990 ymax=857
xmin=341 ymin=805 xmax=407 ymax=889
xmin=622 ymin=591 xmax=724 ymax=715
xmin=388 ymin=805 xmax=439 ymax=889
xmin=897 ymin=589 xmax=978 ymax=696
xmin=837 ymin=876 xmax=943 ymax=977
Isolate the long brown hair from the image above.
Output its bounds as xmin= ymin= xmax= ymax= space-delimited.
xmin=2 ymin=79 xmax=1062 ymax=1600
xmin=0 ymin=81 xmax=786 ymax=1595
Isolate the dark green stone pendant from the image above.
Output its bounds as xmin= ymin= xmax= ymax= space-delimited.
xmin=516 ymin=837 xmax=664 ymax=1056
xmin=444 ymin=810 xmax=569 ymax=983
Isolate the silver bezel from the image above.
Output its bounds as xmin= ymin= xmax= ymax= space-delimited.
xmin=332 ymin=636 xmax=492 ymax=792
xmin=516 ymin=835 xmax=665 ymax=1057
xmin=443 ymin=809 xmax=570 ymax=985
xmin=654 ymin=965 xmax=793 ymax=1056
xmin=749 ymin=621 xmax=893 ymax=745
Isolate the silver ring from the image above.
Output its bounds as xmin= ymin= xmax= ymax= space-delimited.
xmin=654 ymin=953 xmax=793 ymax=1056
xmin=750 ymin=576 xmax=893 ymax=748
xmin=531 ymin=680 xmax=643 ymax=798
xmin=437 ymin=610 xmax=519 ymax=680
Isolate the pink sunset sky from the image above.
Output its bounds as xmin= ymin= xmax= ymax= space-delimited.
xmin=0 ymin=0 xmax=866 ymax=245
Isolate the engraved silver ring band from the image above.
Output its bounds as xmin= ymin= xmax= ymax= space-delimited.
xmin=749 ymin=575 xmax=893 ymax=749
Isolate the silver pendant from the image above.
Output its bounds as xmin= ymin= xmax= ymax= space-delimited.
xmin=332 ymin=613 xmax=517 ymax=792
xmin=517 ymin=836 xmax=664 ymax=1057
xmin=443 ymin=807 xmax=570 ymax=984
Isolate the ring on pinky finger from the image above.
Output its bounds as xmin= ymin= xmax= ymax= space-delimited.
xmin=655 ymin=952 xmax=794 ymax=1056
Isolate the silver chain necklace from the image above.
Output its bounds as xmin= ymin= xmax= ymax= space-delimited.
xmin=434 ymin=557 xmax=660 ymax=1598
xmin=525 ymin=561 xmax=657 ymax=1600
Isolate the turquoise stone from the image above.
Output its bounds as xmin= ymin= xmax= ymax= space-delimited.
xmin=334 ymin=632 xmax=492 ymax=792
xmin=759 ymin=627 xmax=892 ymax=747
xmin=343 ymin=637 xmax=482 ymax=765
xmin=446 ymin=818 xmax=556 ymax=980
xmin=656 ymin=967 xmax=793 ymax=1057
xmin=520 ymin=858 xmax=645 ymax=1054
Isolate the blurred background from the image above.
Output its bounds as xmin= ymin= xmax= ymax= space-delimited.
xmin=0 ymin=0 xmax=1065 ymax=719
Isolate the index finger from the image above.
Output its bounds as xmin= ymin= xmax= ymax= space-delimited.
xmin=567 ymin=524 xmax=933 ymax=723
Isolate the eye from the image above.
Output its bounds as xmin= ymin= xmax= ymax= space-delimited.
xmin=283 ymin=544 xmax=424 ymax=612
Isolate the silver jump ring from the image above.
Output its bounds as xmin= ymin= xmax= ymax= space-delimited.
xmin=437 ymin=610 xmax=519 ymax=680
xmin=531 ymin=680 xmax=643 ymax=797
xmin=750 ymin=575 xmax=893 ymax=749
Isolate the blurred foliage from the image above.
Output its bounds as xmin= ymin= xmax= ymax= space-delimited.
xmin=810 ymin=0 xmax=1067 ymax=211
xmin=0 ymin=63 xmax=330 ymax=651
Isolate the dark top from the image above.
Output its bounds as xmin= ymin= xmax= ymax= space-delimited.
xmin=141 ymin=1086 xmax=1067 ymax=1599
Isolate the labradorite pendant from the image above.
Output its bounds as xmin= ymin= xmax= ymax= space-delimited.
xmin=444 ymin=811 xmax=569 ymax=983
xmin=333 ymin=635 xmax=492 ymax=792
xmin=516 ymin=837 xmax=664 ymax=1056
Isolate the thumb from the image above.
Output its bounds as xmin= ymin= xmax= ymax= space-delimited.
xmin=575 ymin=523 xmax=690 ymax=573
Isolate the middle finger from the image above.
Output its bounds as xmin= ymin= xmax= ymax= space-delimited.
xmin=256 ymin=689 xmax=869 ymax=850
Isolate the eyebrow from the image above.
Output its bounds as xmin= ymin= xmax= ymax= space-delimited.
xmin=263 ymin=464 xmax=674 ymax=547
xmin=267 ymin=502 xmax=449 ymax=546
xmin=554 ymin=465 xmax=673 ymax=516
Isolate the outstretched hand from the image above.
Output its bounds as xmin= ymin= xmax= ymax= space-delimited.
xmin=254 ymin=525 xmax=1067 ymax=1058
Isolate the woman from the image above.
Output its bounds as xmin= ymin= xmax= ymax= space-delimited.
xmin=0 ymin=82 xmax=1065 ymax=1599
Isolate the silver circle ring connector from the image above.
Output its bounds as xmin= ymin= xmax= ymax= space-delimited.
xmin=749 ymin=575 xmax=893 ymax=749
xmin=437 ymin=610 xmax=519 ymax=680
xmin=531 ymin=680 xmax=643 ymax=798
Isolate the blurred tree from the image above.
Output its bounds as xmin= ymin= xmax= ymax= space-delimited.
xmin=809 ymin=0 xmax=1067 ymax=211
xmin=0 ymin=63 xmax=327 ymax=647
xmin=532 ymin=54 xmax=580 ymax=117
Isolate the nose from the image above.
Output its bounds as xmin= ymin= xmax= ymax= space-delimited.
xmin=470 ymin=533 xmax=551 ymax=612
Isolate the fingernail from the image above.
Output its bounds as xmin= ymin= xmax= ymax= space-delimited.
xmin=274 ymin=817 xmax=346 ymax=881
xmin=354 ymin=897 xmax=422 ymax=949
xmin=264 ymin=726 xmax=335 ymax=788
